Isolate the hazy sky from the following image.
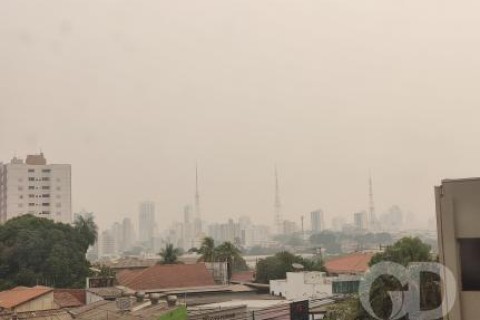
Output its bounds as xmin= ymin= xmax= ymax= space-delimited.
xmin=2 ymin=0 xmax=480 ymax=231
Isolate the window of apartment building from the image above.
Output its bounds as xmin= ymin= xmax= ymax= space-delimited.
xmin=40 ymin=211 xmax=50 ymax=215
xmin=42 ymin=186 xmax=50 ymax=190
xmin=459 ymin=238 xmax=480 ymax=291
xmin=28 ymin=203 xmax=35 ymax=206
xmin=41 ymin=177 xmax=50 ymax=181
xmin=29 ymin=194 xmax=35 ymax=198
xmin=42 ymin=169 xmax=51 ymax=173
xmin=42 ymin=194 xmax=50 ymax=198
xmin=28 ymin=169 xmax=34 ymax=173
xmin=42 ymin=203 xmax=50 ymax=206
xmin=28 ymin=177 xmax=35 ymax=181
xmin=28 ymin=186 xmax=35 ymax=190
xmin=19 ymin=195 xmax=23 ymax=199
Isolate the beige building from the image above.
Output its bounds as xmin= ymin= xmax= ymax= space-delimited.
xmin=436 ymin=178 xmax=480 ymax=320
xmin=0 ymin=153 xmax=72 ymax=224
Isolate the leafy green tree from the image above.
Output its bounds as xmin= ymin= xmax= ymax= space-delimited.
xmin=73 ymin=214 xmax=98 ymax=251
xmin=198 ymin=237 xmax=216 ymax=262
xmin=158 ymin=243 xmax=182 ymax=264
xmin=357 ymin=237 xmax=441 ymax=319
xmin=0 ymin=215 xmax=95 ymax=289
xmin=255 ymin=251 xmax=325 ymax=284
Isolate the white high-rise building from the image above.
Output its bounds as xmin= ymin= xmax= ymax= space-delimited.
xmin=311 ymin=209 xmax=325 ymax=234
xmin=138 ymin=201 xmax=156 ymax=249
xmin=0 ymin=153 xmax=72 ymax=224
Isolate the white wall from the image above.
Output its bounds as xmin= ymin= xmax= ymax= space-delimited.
xmin=270 ymin=272 xmax=333 ymax=300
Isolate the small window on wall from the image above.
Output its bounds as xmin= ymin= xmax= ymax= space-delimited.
xmin=459 ymin=239 xmax=480 ymax=291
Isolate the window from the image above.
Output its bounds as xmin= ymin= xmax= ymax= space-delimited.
xmin=19 ymin=195 xmax=23 ymax=199
xmin=28 ymin=186 xmax=35 ymax=190
xmin=42 ymin=194 xmax=50 ymax=198
xmin=42 ymin=186 xmax=50 ymax=190
xmin=42 ymin=169 xmax=51 ymax=173
xmin=41 ymin=177 xmax=50 ymax=181
xmin=18 ymin=186 xmax=23 ymax=191
xmin=42 ymin=203 xmax=50 ymax=207
xmin=29 ymin=195 xmax=35 ymax=198
xmin=40 ymin=211 xmax=50 ymax=215
xmin=28 ymin=177 xmax=35 ymax=181
xmin=28 ymin=169 xmax=34 ymax=173
xmin=28 ymin=203 xmax=35 ymax=206
xmin=459 ymin=238 xmax=480 ymax=291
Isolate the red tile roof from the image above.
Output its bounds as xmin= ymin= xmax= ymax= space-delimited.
xmin=54 ymin=290 xmax=85 ymax=308
xmin=325 ymin=252 xmax=374 ymax=275
xmin=231 ymin=271 xmax=255 ymax=283
xmin=0 ymin=286 xmax=52 ymax=309
xmin=116 ymin=268 xmax=144 ymax=285
xmin=117 ymin=263 xmax=216 ymax=291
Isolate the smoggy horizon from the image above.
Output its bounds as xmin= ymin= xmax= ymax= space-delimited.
xmin=3 ymin=0 xmax=480 ymax=231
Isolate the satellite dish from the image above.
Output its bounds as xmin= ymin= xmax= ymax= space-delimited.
xmin=292 ymin=263 xmax=304 ymax=270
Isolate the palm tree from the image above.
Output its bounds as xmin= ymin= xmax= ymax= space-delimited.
xmin=158 ymin=243 xmax=181 ymax=264
xmin=73 ymin=215 xmax=98 ymax=251
xmin=198 ymin=237 xmax=216 ymax=262
xmin=214 ymin=242 xmax=245 ymax=279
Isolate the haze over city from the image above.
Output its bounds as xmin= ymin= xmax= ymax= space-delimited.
xmin=3 ymin=0 xmax=480 ymax=231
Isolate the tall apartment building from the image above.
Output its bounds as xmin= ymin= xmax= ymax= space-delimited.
xmin=353 ymin=211 xmax=367 ymax=231
xmin=0 ymin=153 xmax=71 ymax=224
xmin=311 ymin=209 xmax=325 ymax=234
xmin=138 ymin=201 xmax=156 ymax=249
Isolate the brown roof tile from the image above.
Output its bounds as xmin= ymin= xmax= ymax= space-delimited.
xmin=0 ymin=286 xmax=52 ymax=309
xmin=54 ymin=290 xmax=84 ymax=308
xmin=118 ymin=263 xmax=216 ymax=291
xmin=325 ymin=252 xmax=374 ymax=274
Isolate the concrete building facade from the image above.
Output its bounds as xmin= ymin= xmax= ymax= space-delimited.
xmin=435 ymin=178 xmax=480 ymax=320
xmin=0 ymin=154 xmax=71 ymax=224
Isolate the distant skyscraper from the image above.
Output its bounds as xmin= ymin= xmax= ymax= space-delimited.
xmin=310 ymin=209 xmax=325 ymax=234
xmin=354 ymin=211 xmax=368 ymax=231
xmin=138 ymin=201 xmax=156 ymax=249
xmin=100 ymin=230 xmax=115 ymax=257
xmin=368 ymin=173 xmax=377 ymax=230
xmin=122 ymin=217 xmax=135 ymax=251
xmin=273 ymin=166 xmax=283 ymax=234
xmin=194 ymin=164 xmax=202 ymax=236
xmin=0 ymin=153 xmax=72 ymax=224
